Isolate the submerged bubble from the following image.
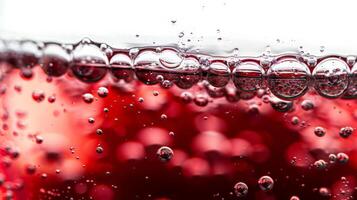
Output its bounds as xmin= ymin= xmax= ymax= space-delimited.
xmin=156 ymin=146 xmax=173 ymax=162
xmin=32 ymin=90 xmax=45 ymax=102
xmin=270 ymin=97 xmax=293 ymax=112
xmin=301 ymin=99 xmax=314 ymax=111
xmin=268 ymin=59 xmax=310 ymax=100
xmin=313 ymin=58 xmax=350 ymax=98
xmin=290 ymin=196 xmax=300 ymax=200
xmin=97 ymin=87 xmax=109 ymax=97
xmin=339 ymin=126 xmax=354 ymax=138
xmin=258 ymin=176 xmax=274 ymax=191
xmin=314 ymin=159 xmax=327 ymax=170
xmin=233 ymin=182 xmax=248 ymax=197
xmin=194 ymin=94 xmax=209 ymax=107
xmin=314 ymin=127 xmax=326 ymax=137
xmin=337 ymin=152 xmax=349 ymax=164
xmin=233 ymin=62 xmax=264 ymax=92
xmin=96 ymin=146 xmax=104 ymax=154
xmin=329 ymin=154 xmax=337 ymax=163
xmin=82 ymin=93 xmax=94 ymax=103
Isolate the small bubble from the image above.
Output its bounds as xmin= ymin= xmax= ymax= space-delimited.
xmin=157 ymin=146 xmax=174 ymax=162
xmin=55 ymin=169 xmax=61 ymax=174
xmin=96 ymin=146 xmax=104 ymax=154
xmin=314 ymin=127 xmax=326 ymax=137
xmin=32 ymin=90 xmax=45 ymax=102
xmin=337 ymin=152 xmax=349 ymax=164
xmin=291 ymin=116 xmax=299 ymax=125
xmin=178 ymin=32 xmax=185 ymax=38
xmin=233 ymin=182 xmax=248 ymax=197
xmin=290 ymin=196 xmax=300 ymax=200
xmin=329 ymin=154 xmax=337 ymax=163
xmin=26 ymin=164 xmax=37 ymax=174
xmin=180 ymin=92 xmax=193 ymax=104
xmin=339 ymin=126 xmax=354 ymax=138
xmin=153 ymin=91 xmax=159 ymax=96
xmin=96 ymin=129 xmax=103 ymax=135
xmin=82 ymin=93 xmax=94 ymax=103
xmin=319 ymin=187 xmax=330 ymax=197
xmin=88 ymin=117 xmax=95 ymax=124
xmin=314 ymin=159 xmax=327 ymax=170
xmin=194 ymin=94 xmax=209 ymax=107
xmin=160 ymin=114 xmax=167 ymax=120
xmin=258 ymin=176 xmax=274 ymax=191
xmin=301 ymin=99 xmax=314 ymax=111
xmin=97 ymin=87 xmax=109 ymax=97
xmin=41 ymin=173 xmax=48 ymax=179
xmin=138 ymin=97 xmax=144 ymax=103
xmin=169 ymin=131 xmax=175 ymax=136
xmin=47 ymin=95 xmax=56 ymax=103
xmin=35 ymin=135 xmax=44 ymax=144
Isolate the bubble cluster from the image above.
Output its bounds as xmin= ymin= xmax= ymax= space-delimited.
xmin=2 ymin=38 xmax=357 ymax=100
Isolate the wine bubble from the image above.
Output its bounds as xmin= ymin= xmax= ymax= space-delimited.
xmin=313 ymin=58 xmax=350 ymax=98
xmin=233 ymin=62 xmax=264 ymax=92
xmin=156 ymin=146 xmax=174 ymax=162
xmin=268 ymin=59 xmax=310 ymax=100
xmin=258 ymin=175 xmax=274 ymax=191
xmin=233 ymin=182 xmax=248 ymax=197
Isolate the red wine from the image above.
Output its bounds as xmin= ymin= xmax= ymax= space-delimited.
xmin=0 ymin=38 xmax=356 ymax=200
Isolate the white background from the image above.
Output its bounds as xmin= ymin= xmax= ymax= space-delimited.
xmin=0 ymin=0 xmax=356 ymax=55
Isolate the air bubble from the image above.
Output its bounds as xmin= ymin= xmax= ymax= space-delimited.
xmin=110 ymin=53 xmax=134 ymax=82
xmin=314 ymin=159 xmax=327 ymax=170
xmin=233 ymin=182 xmax=248 ymax=197
xmin=156 ymin=146 xmax=173 ymax=162
xmin=32 ymin=90 xmax=45 ymax=102
xmin=268 ymin=59 xmax=310 ymax=100
xmin=180 ymin=91 xmax=194 ymax=103
xmin=258 ymin=176 xmax=274 ymax=191
xmin=82 ymin=93 xmax=94 ymax=103
xmin=339 ymin=127 xmax=354 ymax=138
xmin=206 ymin=62 xmax=230 ymax=87
xmin=175 ymin=57 xmax=201 ymax=89
xmin=194 ymin=94 xmax=209 ymax=107
xmin=97 ymin=87 xmax=109 ymax=97
xmin=71 ymin=39 xmax=108 ymax=83
xmin=314 ymin=127 xmax=326 ymax=137
xmin=159 ymin=49 xmax=183 ymax=69
xmin=270 ymin=97 xmax=293 ymax=113
xmin=233 ymin=62 xmax=264 ymax=92
xmin=301 ymin=99 xmax=314 ymax=111
xmin=40 ymin=43 xmax=71 ymax=77
xmin=96 ymin=146 xmax=104 ymax=154
xmin=290 ymin=196 xmax=300 ymax=200
xmin=343 ymin=62 xmax=357 ymax=98
xmin=313 ymin=58 xmax=350 ymax=98
xmin=337 ymin=152 xmax=349 ymax=164
xmin=134 ymin=50 xmax=161 ymax=85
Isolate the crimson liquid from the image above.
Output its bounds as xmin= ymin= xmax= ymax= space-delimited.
xmin=0 ymin=38 xmax=356 ymax=200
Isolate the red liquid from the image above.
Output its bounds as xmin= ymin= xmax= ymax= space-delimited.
xmin=0 ymin=40 xmax=356 ymax=200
